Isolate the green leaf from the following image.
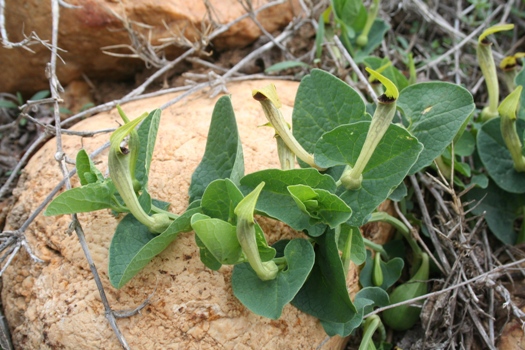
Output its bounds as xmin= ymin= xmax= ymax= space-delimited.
xmin=189 ymin=96 xmax=244 ymax=202
xmin=477 ymin=117 xmax=525 ymax=194
xmin=76 ymin=149 xmax=104 ymax=186
xmin=191 ymin=213 xmax=243 ymax=265
xmin=254 ymin=222 xmax=277 ymax=262
xmin=44 ymin=180 xmax=119 ymax=216
xmin=292 ymin=69 xmax=368 ymax=157
xmin=135 ymin=109 xmax=161 ymax=187
xmin=0 ymin=100 xmax=18 ymax=109
xmin=321 ymin=287 xmax=389 ymax=337
xmin=109 ymin=206 xmax=199 ymax=288
xmin=315 ymin=12 xmax=326 ymax=59
xmin=388 ymin=182 xmax=407 ymax=202
xmin=383 ymin=253 xmax=429 ymax=331
xmin=332 ymin=0 xmax=364 ymax=27
xmin=265 ymin=61 xmax=310 ymax=73
xmin=201 ymin=179 xmax=244 ymax=222
xmin=338 ymin=223 xmax=366 ymax=265
xmin=454 ymin=130 xmax=476 ymax=157
xmin=516 ymin=65 xmax=525 ymax=120
xmin=29 ymin=90 xmax=50 ymax=101
xmin=287 ymin=184 xmax=352 ymax=228
xmin=360 ymin=250 xmax=404 ymax=290
xmin=353 ymin=20 xmax=390 ymax=63
xmin=240 ymin=169 xmax=336 ymax=236
xmin=467 ymin=180 xmax=524 ymax=244
xmin=232 ymin=239 xmax=315 ymax=319
xmin=195 ymin=234 xmax=222 ymax=271
xmin=397 ymin=82 xmax=475 ymax=174
xmin=315 ymin=122 xmax=423 ymax=226
xmin=292 ymin=229 xmax=357 ymax=323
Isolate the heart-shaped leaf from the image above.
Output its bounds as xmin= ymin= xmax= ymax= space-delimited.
xmin=231 ymin=238 xmax=315 ymax=319
xmin=135 ymin=109 xmax=161 ymax=187
xmin=109 ymin=206 xmax=199 ymax=289
xmin=397 ymin=82 xmax=475 ymax=174
xmin=315 ymin=122 xmax=423 ymax=226
xmin=189 ymin=96 xmax=244 ymax=202
xmin=201 ymin=179 xmax=244 ymax=222
xmin=466 ymin=180 xmax=525 ymax=244
xmin=360 ymin=250 xmax=404 ymax=290
xmin=240 ymin=169 xmax=336 ymax=236
xmin=287 ymin=184 xmax=352 ymax=228
xmin=292 ymin=69 xmax=368 ymax=157
xmin=191 ymin=213 xmax=243 ymax=265
xmin=338 ymin=224 xmax=366 ymax=265
xmin=352 ymin=20 xmax=390 ymax=63
xmin=44 ymin=179 xmax=120 ymax=216
xmin=321 ymin=286 xmax=389 ymax=337
xmin=477 ymin=117 xmax=525 ymax=194
xmin=292 ymin=229 xmax=357 ymax=323
xmin=76 ymin=149 xmax=104 ymax=186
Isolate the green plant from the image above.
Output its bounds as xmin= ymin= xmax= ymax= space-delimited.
xmin=477 ymin=24 xmax=514 ymax=121
xmin=467 ymin=62 xmax=525 ymax=244
xmin=45 ymin=67 xmax=476 ymax=340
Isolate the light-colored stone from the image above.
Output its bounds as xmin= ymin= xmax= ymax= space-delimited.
xmin=3 ymin=80 xmax=375 ymax=350
xmin=1 ymin=0 xmax=302 ymax=93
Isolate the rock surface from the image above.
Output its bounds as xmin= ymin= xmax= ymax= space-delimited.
xmin=1 ymin=0 xmax=301 ymax=93
xmin=1 ymin=79 xmax=393 ymax=350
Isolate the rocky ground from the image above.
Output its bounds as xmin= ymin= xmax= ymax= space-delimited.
xmin=1 ymin=0 xmax=525 ymax=349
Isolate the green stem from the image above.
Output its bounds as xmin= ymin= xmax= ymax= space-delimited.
xmin=357 ymin=0 xmax=380 ymax=47
xmin=340 ymin=100 xmax=396 ymax=190
xmin=368 ymin=211 xmax=423 ymax=259
xmin=477 ymin=42 xmax=499 ymax=121
xmin=363 ymin=238 xmax=389 ymax=260
xmin=151 ymin=205 xmax=179 ymax=220
xmin=359 ymin=315 xmax=382 ymax=350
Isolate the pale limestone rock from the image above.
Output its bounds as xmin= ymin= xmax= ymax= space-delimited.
xmin=0 ymin=0 xmax=302 ymax=93
xmin=1 ymin=80 xmax=369 ymax=349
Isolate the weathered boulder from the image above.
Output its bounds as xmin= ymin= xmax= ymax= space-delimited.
xmin=2 ymin=79 xmax=393 ymax=349
xmin=1 ymin=0 xmax=301 ymax=94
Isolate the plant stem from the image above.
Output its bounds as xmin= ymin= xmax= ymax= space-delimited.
xmin=359 ymin=315 xmax=382 ymax=350
xmin=151 ymin=205 xmax=179 ymax=220
xmin=363 ymin=238 xmax=389 ymax=260
xmin=357 ymin=0 xmax=380 ymax=47
xmin=368 ymin=211 xmax=423 ymax=260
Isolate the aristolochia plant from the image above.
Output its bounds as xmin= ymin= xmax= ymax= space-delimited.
xmin=46 ymin=68 xmax=476 ymax=337
xmin=477 ymin=23 xmax=514 ymax=121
